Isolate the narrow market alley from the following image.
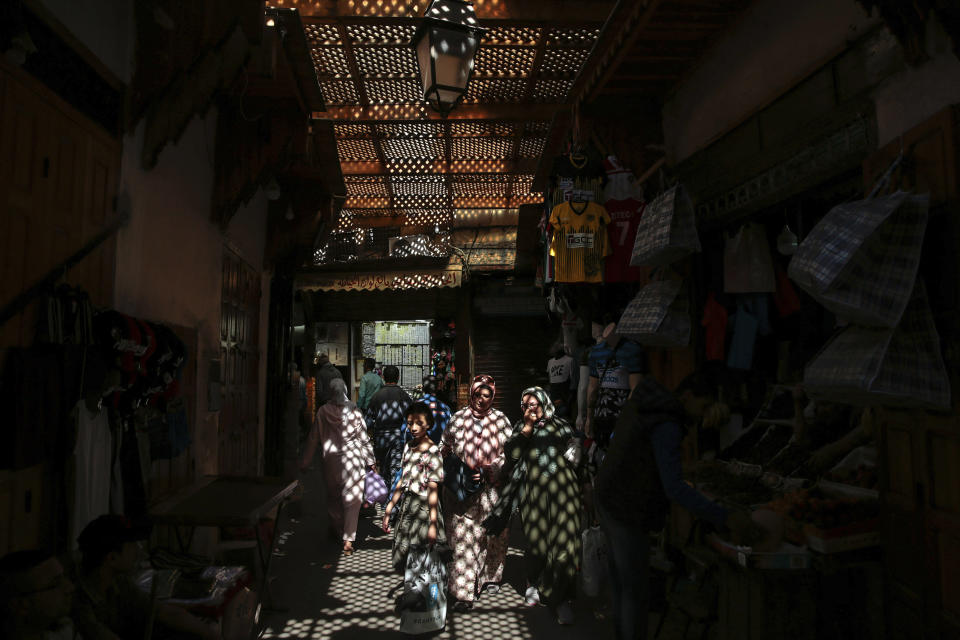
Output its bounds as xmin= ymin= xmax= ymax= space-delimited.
xmin=3 ymin=1 xmax=960 ymax=639
xmin=260 ymin=466 xmax=623 ymax=640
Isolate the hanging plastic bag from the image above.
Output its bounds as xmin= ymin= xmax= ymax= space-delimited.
xmin=803 ymin=279 xmax=950 ymax=410
xmin=617 ymin=277 xmax=691 ymax=348
xmin=723 ymin=223 xmax=776 ymax=293
xmin=397 ymin=545 xmax=447 ymax=634
xmin=629 ymin=183 xmax=701 ymax=267
xmin=363 ymin=469 xmax=389 ymax=505
xmin=581 ymin=526 xmax=608 ymax=598
xmin=788 ymin=191 xmax=928 ymax=328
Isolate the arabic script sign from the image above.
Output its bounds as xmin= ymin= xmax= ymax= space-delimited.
xmin=297 ymin=269 xmax=461 ymax=292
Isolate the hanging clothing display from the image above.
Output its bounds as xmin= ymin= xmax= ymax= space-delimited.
xmin=548 ymin=200 xmax=612 ymax=283
xmin=541 ymin=177 xmax=606 ymax=284
xmin=602 ymin=156 xmax=646 ymax=283
xmin=70 ymin=402 xmax=113 ymax=549
xmin=547 ymin=353 xmax=576 ymax=408
xmin=701 ymin=293 xmax=729 ymax=362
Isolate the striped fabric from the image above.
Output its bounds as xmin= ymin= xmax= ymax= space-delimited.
xmin=804 ymin=279 xmax=951 ymax=410
xmin=617 ymin=278 xmax=691 ymax=348
xmin=549 ymin=201 xmax=612 ymax=283
xmin=629 ymin=184 xmax=701 ymax=268
xmin=788 ymin=191 xmax=929 ymax=328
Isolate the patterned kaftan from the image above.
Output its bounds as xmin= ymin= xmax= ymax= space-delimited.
xmin=442 ymin=406 xmax=514 ymax=602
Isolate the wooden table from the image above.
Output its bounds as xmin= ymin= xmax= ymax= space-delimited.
xmin=149 ymin=476 xmax=299 ymax=636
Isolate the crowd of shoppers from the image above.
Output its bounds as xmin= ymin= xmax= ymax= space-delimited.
xmin=1 ymin=351 xmax=764 ymax=639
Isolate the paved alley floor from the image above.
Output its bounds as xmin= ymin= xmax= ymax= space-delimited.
xmin=259 ymin=467 xmax=618 ymax=640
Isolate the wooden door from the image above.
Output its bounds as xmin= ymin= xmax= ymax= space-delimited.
xmin=881 ymin=410 xmax=929 ymax=639
xmin=923 ymin=415 xmax=960 ymax=639
xmin=219 ymin=249 xmax=261 ymax=475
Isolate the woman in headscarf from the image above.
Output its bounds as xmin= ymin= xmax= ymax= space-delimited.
xmin=300 ymin=378 xmax=376 ymax=556
xmin=485 ymin=387 xmax=583 ymax=625
xmin=441 ymin=374 xmax=514 ymax=611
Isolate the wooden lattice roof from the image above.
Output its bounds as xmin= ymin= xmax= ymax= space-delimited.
xmin=271 ymin=0 xmax=614 ymax=240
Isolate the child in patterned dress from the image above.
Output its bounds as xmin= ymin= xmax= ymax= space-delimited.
xmin=383 ymin=402 xmax=446 ymax=573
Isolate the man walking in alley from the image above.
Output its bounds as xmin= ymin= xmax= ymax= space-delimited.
xmin=364 ymin=365 xmax=412 ymax=488
xmin=314 ymin=353 xmax=343 ymax=407
xmin=357 ymin=358 xmax=383 ymax=412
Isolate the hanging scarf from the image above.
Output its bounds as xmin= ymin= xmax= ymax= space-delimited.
xmin=469 ymin=375 xmax=496 ymax=419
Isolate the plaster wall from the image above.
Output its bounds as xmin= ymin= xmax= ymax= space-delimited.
xmin=663 ymin=0 xmax=878 ymax=164
xmin=115 ymin=111 xmax=270 ymax=476
xmin=115 ymin=113 xmax=223 ymax=475
xmin=34 ymin=0 xmax=273 ymax=482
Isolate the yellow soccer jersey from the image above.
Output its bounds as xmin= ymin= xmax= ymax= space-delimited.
xmin=549 ymin=201 xmax=612 ymax=283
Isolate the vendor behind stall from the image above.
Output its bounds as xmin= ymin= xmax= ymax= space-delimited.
xmin=792 ymin=387 xmax=874 ymax=473
xmin=596 ymin=371 xmax=763 ymax=640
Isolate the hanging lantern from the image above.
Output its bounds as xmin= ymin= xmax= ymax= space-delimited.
xmin=410 ymin=0 xmax=485 ymax=116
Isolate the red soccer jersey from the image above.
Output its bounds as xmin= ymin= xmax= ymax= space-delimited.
xmin=604 ymin=198 xmax=645 ymax=282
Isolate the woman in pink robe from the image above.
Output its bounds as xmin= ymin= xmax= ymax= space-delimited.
xmin=301 ymin=378 xmax=375 ymax=555
xmin=442 ymin=374 xmax=514 ymax=609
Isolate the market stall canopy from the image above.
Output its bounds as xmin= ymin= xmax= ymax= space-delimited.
xmin=268 ymin=0 xmax=615 ymax=267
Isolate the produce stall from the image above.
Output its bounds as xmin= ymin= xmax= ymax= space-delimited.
xmin=678 ymin=387 xmax=885 ymax=640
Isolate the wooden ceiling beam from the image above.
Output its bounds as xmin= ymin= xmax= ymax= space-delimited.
xmin=584 ymin=0 xmax=667 ymax=104
xmin=339 ymin=159 xmax=539 ymax=174
xmin=604 ymin=74 xmax=681 ymax=83
xmin=316 ymin=103 xmax=563 ymax=121
xmin=293 ymin=1 xmax=616 ymax=22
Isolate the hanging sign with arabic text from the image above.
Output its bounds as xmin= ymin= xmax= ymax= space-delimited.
xmin=296 ymin=268 xmax=461 ymax=292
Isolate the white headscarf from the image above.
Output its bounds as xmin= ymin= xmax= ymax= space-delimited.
xmin=328 ymin=378 xmax=356 ymax=410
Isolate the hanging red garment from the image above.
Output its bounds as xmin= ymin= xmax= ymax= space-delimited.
xmin=604 ymin=198 xmax=646 ymax=282
xmin=774 ymin=265 xmax=802 ymax=317
xmin=701 ymin=292 xmax=728 ymax=361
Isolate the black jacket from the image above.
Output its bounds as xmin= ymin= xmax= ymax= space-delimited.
xmin=595 ymin=377 xmax=686 ymax=531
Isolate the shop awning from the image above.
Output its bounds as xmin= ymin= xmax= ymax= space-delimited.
xmin=295 ymin=263 xmax=462 ymax=292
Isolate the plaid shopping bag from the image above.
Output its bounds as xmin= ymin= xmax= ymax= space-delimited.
xmin=788 ymin=191 xmax=928 ymax=328
xmin=629 ymin=184 xmax=701 ymax=267
xmin=803 ymin=280 xmax=951 ymax=410
xmin=617 ymin=278 xmax=690 ymax=347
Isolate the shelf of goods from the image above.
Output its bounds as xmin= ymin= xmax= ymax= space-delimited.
xmin=374 ymin=322 xmax=429 ymax=344
xmin=373 ymin=322 xmax=431 ymax=393
xmin=690 ymin=450 xmax=881 ymax=560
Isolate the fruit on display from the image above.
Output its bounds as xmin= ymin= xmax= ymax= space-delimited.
xmin=766 ymin=488 xmax=879 ymax=531
xmin=825 ymin=464 xmax=878 ymax=489
xmin=688 ymin=462 xmax=775 ymax=507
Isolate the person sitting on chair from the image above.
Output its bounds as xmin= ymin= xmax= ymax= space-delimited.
xmin=72 ymin=515 xmax=219 ymax=640
xmin=0 ymin=549 xmax=79 ymax=639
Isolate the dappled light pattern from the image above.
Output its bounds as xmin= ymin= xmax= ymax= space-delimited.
xmin=390 ymin=442 xmax=446 ymax=573
xmin=400 ymin=392 xmax=452 ymax=445
xmin=504 ymin=389 xmax=582 ymax=609
xmin=365 ymin=385 xmax=413 ymax=483
xmin=260 ymin=505 xmax=571 ymax=639
xmin=302 ymin=380 xmax=376 ymax=543
xmin=442 ymin=378 xmax=514 ymax=602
